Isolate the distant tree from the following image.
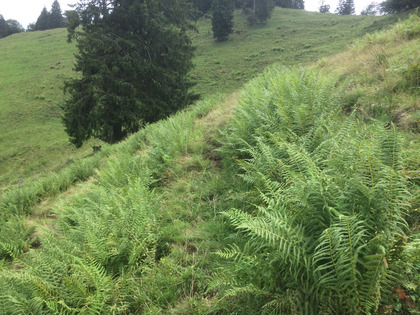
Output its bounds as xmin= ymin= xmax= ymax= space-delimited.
xmin=275 ymin=0 xmax=304 ymax=10
xmin=380 ymin=0 xmax=418 ymax=14
xmin=234 ymin=0 xmax=274 ymax=24
xmin=50 ymin=0 xmax=65 ymax=28
xmin=361 ymin=2 xmax=380 ymax=15
xmin=34 ymin=1 xmax=65 ymax=31
xmin=27 ymin=23 xmax=36 ymax=32
xmin=212 ymin=0 xmax=234 ymax=41
xmin=0 ymin=15 xmax=8 ymax=38
xmin=35 ymin=7 xmax=51 ymax=30
xmin=319 ymin=0 xmax=331 ymax=13
xmin=6 ymin=20 xmax=24 ymax=35
xmin=62 ymin=0 xmax=197 ymax=147
xmin=335 ymin=0 xmax=355 ymax=15
xmin=0 ymin=15 xmax=24 ymax=38
xmin=255 ymin=0 xmax=275 ymax=22
xmin=246 ymin=0 xmax=275 ymax=25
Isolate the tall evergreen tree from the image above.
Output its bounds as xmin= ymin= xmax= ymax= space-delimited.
xmin=335 ymin=0 xmax=355 ymax=15
xmin=35 ymin=7 xmax=51 ymax=30
xmin=212 ymin=0 xmax=234 ymax=41
xmin=50 ymin=0 xmax=65 ymax=28
xmin=62 ymin=0 xmax=197 ymax=147
xmin=0 ymin=15 xmax=8 ymax=38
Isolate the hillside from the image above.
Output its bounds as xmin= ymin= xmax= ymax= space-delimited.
xmin=0 ymin=7 xmax=398 ymax=190
xmin=0 ymin=11 xmax=419 ymax=314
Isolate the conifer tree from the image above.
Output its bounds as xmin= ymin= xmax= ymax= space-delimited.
xmin=62 ymin=0 xmax=197 ymax=147
xmin=0 ymin=15 xmax=8 ymax=38
xmin=212 ymin=0 xmax=234 ymax=41
xmin=35 ymin=7 xmax=51 ymax=30
xmin=335 ymin=0 xmax=355 ymax=15
xmin=50 ymin=0 xmax=65 ymax=29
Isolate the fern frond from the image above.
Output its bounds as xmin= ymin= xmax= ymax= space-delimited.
xmin=377 ymin=123 xmax=402 ymax=170
xmin=314 ymin=215 xmax=369 ymax=313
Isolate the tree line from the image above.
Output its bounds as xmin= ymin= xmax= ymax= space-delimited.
xmin=0 ymin=0 xmax=66 ymax=39
xmin=0 ymin=15 xmax=24 ymax=39
xmin=27 ymin=0 xmax=66 ymax=31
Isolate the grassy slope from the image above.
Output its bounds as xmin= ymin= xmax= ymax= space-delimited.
xmin=191 ymin=8 xmax=398 ymax=96
xmin=0 ymin=8 xmax=396 ymax=190
xmin=0 ymin=11 xmax=419 ymax=313
xmin=0 ymin=29 xmax=96 ymax=190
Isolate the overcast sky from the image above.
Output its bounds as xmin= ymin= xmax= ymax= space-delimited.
xmin=1 ymin=0 xmax=377 ymax=29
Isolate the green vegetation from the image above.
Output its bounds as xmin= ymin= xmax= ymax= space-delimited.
xmin=0 ymin=15 xmax=24 ymax=39
xmin=217 ymin=66 xmax=411 ymax=313
xmin=0 ymin=8 xmax=419 ymax=314
xmin=381 ymin=0 xmax=419 ymax=14
xmin=0 ymin=7 xmax=398 ymax=190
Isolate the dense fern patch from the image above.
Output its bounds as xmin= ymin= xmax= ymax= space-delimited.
xmin=217 ymin=66 xmax=415 ymax=313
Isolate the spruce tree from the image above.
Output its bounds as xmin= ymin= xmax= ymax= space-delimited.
xmin=50 ymin=0 xmax=65 ymax=29
xmin=62 ymin=0 xmax=197 ymax=147
xmin=212 ymin=0 xmax=234 ymax=41
xmin=35 ymin=7 xmax=51 ymax=30
xmin=0 ymin=15 xmax=8 ymax=38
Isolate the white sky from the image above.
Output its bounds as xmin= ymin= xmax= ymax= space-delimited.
xmin=0 ymin=0 xmax=377 ymax=29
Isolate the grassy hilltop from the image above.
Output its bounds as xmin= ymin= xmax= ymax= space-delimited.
xmin=0 ymin=8 xmax=397 ymax=190
xmin=0 ymin=7 xmax=419 ymax=314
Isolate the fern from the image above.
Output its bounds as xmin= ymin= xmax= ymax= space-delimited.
xmin=218 ymin=66 xmax=410 ymax=313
